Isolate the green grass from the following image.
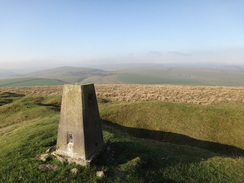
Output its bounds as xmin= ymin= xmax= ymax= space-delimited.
xmin=0 ymin=92 xmax=243 ymax=182
xmin=99 ymin=101 xmax=244 ymax=152
xmin=0 ymin=77 xmax=65 ymax=87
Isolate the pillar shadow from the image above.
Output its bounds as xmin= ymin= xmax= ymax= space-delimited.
xmin=102 ymin=120 xmax=244 ymax=157
xmin=96 ymin=120 xmax=244 ymax=181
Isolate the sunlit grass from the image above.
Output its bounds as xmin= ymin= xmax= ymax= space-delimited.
xmin=99 ymin=101 xmax=244 ymax=151
xmin=0 ymin=92 xmax=243 ymax=182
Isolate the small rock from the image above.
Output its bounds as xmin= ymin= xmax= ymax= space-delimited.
xmin=38 ymin=164 xmax=58 ymax=171
xmin=45 ymin=146 xmax=55 ymax=153
xmin=57 ymin=156 xmax=68 ymax=164
xmin=70 ymin=168 xmax=79 ymax=175
xmin=45 ymin=148 xmax=51 ymax=153
xmin=52 ymin=152 xmax=68 ymax=164
xmin=36 ymin=154 xmax=49 ymax=161
xmin=96 ymin=171 xmax=105 ymax=178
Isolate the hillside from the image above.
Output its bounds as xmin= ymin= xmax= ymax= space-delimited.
xmin=0 ymin=77 xmax=65 ymax=88
xmin=115 ymin=67 xmax=244 ymax=86
xmin=1 ymin=65 xmax=244 ymax=87
xmin=25 ymin=66 xmax=113 ymax=83
xmin=0 ymin=86 xmax=244 ymax=182
xmin=75 ymin=65 xmax=244 ymax=86
xmin=0 ymin=69 xmax=17 ymax=78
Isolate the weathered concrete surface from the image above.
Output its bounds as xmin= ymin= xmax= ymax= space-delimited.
xmin=55 ymin=84 xmax=104 ymax=166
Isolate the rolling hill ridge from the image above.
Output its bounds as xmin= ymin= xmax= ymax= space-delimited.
xmin=1 ymin=65 xmax=244 ymax=87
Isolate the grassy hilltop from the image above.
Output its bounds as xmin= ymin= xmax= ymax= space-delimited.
xmin=0 ymin=88 xmax=243 ymax=182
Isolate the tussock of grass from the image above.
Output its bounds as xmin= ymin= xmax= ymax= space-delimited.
xmin=0 ymin=92 xmax=244 ymax=182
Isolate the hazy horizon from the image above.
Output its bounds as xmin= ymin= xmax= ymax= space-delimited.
xmin=1 ymin=0 xmax=244 ymax=71
xmin=1 ymin=62 xmax=244 ymax=76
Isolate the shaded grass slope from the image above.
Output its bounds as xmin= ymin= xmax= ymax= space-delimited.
xmin=99 ymin=101 xmax=244 ymax=154
xmin=0 ymin=92 xmax=243 ymax=182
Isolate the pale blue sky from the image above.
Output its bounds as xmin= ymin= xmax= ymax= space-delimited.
xmin=0 ymin=0 xmax=244 ymax=70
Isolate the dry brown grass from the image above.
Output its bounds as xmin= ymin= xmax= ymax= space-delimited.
xmin=0 ymin=84 xmax=243 ymax=105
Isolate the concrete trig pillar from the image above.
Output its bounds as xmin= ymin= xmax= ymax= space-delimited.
xmin=55 ymin=84 xmax=104 ymax=166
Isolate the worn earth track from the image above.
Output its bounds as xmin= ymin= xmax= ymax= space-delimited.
xmin=0 ymin=84 xmax=243 ymax=105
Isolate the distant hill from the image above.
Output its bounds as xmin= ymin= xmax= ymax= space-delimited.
xmin=0 ymin=69 xmax=18 ymax=78
xmin=0 ymin=77 xmax=65 ymax=88
xmin=85 ymin=66 xmax=244 ymax=86
xmin=1 ymin=65 xmax=244 ymax=87
xmin=25 ymin=66 xmax=113 ymax=83
xmin=218 ymin=65 xmax=244 ymax=71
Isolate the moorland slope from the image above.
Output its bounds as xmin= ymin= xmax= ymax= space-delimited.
xmin=0 ymin=85 xmax=243 ymax=182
